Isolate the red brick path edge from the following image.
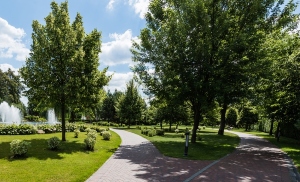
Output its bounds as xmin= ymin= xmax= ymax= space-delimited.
xmin=86 ymin=129 xmax=300 ymax=182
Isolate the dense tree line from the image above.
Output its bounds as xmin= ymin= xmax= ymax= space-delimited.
xmin=6 ymin=0 xmax=300 ymax=142
xmin=131 ymin=0 xmax=299 ymax=142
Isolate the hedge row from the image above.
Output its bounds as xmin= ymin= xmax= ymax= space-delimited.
xmin=0 ymin=123 xmax=110 ymax=135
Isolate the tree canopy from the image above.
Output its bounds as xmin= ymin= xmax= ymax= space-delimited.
xmin=132 ymin=0 xmax=298 ymax=142
xmin=20 ymin=1 xmax=110 ymax=141
xmin=0 ymin=69 xmax=24 ymax=106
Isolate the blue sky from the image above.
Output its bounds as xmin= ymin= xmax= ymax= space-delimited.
xmin=1 ymin=0 xmax=299 ymax=106
xmin=0 ymin=0 xmax=149 ymax=105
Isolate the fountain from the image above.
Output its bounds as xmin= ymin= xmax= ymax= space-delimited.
xmin=47 ymin=108 xmax=59 ymax=124
xmin=0 ymin=101 xmax=22 ymax=125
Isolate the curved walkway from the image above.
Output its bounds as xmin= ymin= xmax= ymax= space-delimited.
xmin=86 ymin=129 xmax=300 ymax=182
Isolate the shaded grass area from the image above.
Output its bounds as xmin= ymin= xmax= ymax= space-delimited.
xmin=123 ymin=127 xmax=240 ymax=160
xmin=233 ymin=128 xmax=300 ymax=172
xmin=0 ymin=131 xmax=121 ymax=182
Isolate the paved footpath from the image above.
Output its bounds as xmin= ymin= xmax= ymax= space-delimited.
xmin=86 ymin=129 xmax=300 ymax=182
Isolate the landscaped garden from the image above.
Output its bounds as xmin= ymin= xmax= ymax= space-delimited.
xmin=0 ymin=125 xmax=121 ymax=182
xmin=120 ymin=125 xmax=240 ymax=160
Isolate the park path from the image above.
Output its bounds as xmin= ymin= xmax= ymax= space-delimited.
xmin=190 ymin=131 xmax=300 ymax=182
xmin=86 ymin=129 xmax=300 ymax=182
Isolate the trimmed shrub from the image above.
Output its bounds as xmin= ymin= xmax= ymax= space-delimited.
xmin=84 ymin=137 xmax=96 ymax=151
xmin=47 ymin=137 xmax=61 ymax=150
xmin=148 ymin=130 xmax=155 ymax=137
xmin=74 ymin=129 xmax=80 ymax=138
xmin=66 ymin=123 xmax=77 ymax=132
xmin=156 ymin=129 xmax=164 ymax=136
xmin=99 ymin=128 xmax=106 ymax=132
xmin=77 ymin=124 xmax=88 ymax=132
xmin=37 ymin=124 xmax=60 ymax=133
xmin=0 ymin=124 xmax=37 ymax=135
xmin=87 ymin=129 xmax=97 ymax=140
xmin=144 ymin=129 xmax=149 ymax=135
xmin=84 ymin=129 xmax=97 ymax=151
xmin=10 ymin=139 xmax=31 ymax=157
xmin=102 ymin=131 xmax=112 ymax=140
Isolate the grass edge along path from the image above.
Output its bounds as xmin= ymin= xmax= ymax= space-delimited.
xmin=122 ymin=127 xmax=240 ymax=160
xmin=233 ymin=129 xmax=300 ymax=173
xmin=0 ymin=131 xmax=121 ymax=182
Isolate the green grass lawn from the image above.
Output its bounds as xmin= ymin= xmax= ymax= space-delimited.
xmin=0 ymin=131 xmax=121 ymax=182
xmin=122 ymin=127 xmax=240 ymax=160
xmin=233 ymin=128 xmax=300 ymax=172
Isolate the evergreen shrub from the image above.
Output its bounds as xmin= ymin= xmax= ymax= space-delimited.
xmin=10 ymin=139 xmax=31 ymax=157
xmin=47 ymin=137 xmax=60 ymax=150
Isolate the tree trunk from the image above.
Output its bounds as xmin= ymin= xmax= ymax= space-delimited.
xmin=70 ymin=110 xmax=75 ymax=123
xmin=275 ymin=122 xmax=280 ymax=139
xmin=61 ymin=97 xmax=66 ymax=141
xmin=269 ymin=118 xmax=274 ymax=136
xmin=191 ymin=102 xmax=201 ymax=143
xmin=218 ymin=102 xmax=228 ymax=135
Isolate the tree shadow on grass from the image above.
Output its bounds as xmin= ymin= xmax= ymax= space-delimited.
xmin=0 ymin=138 xmax=86 ymax=161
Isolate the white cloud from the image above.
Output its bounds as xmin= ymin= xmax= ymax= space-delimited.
xmin=105 ymin=0 xmax=149 ymax=19
xmin=100 ymin=29 xmax=138 ymax=66
xmin=106 ymin=0 xmax=115 ymax=10
xmin=0 ymin=63 xmax=19 ymax=74
xmin=105 ymin=71 xmax=134 ymax=92
xmin=128 ymin=0 xmax=149 ymax=19
xmin=0 ymin=17 xmax=30 ymax=61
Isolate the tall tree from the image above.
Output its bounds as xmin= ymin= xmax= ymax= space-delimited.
xmin=0 ymin=69 xmax=24 ymax=105
xmin=115 ymin=79 xmax=144 ymax=127
xmin=237 ymin=105 xmax=259 ymax=131
xmin=132 ymin=0 xmax=298 ymax=142
xmin=20 ymin=1 xmax=110 ymax=141
xmin=101 ymin=90 xmax=116 ymax=122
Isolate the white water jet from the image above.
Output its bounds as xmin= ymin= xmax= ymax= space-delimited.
xmin=47 ymin=109 xmax=59 ymax=124
xmin=0 ymin=101 xmax=22 ymax=125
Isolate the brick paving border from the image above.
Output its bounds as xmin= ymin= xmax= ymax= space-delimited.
xmin=190 ymin=131 xmax=300 ymax=182
xmin=86 ymin=128 xmax=212 ymax=182
xmin=86 ymin=129 xmax=300 ymax=182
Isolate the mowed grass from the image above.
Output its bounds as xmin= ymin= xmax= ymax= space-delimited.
xmin=233 ymin=128 xmax=300 ymax=172
xmin=0 ymin=131 xmax=121 ymax=182
xmin=124 ymin=127 xmax=240 ymax=160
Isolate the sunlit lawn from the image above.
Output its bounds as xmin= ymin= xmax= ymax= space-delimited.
xmin=121 ymin=126 xmax=240 ymax=160
xmin=0 ymin=131 xmax=121 ymax=182
xmin=233 ymin=128 xmax=300 ymax=172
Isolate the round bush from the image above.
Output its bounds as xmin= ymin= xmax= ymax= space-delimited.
xmin=87 ymin=129 xmax=97 ymax=140
xmin=74 ymin=129 xmax=80 ymax=138
xmin=102 ymin=131 xmax=112 ymax=140
xmin=47 ymin=137 xmax=61 ymax=150
xmin=84 ymin=137 xmax=96 ymax=151
xmin=10 ymin=139 xmax=31 ymax=157
xmin=156 ymin=129 xmax=164 ymax=136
